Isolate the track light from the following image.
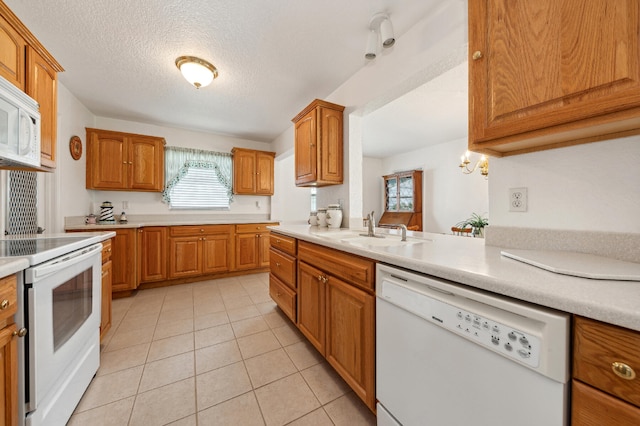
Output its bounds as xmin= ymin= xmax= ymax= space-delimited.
xmin=365 ymin=30 xmax=378 ymax=60
xmin=379 ymin=17 xmax=395 ymax=48
xmin=365 ymin=13 xmax=395 ymax=60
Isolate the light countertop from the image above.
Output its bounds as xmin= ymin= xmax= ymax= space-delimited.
xmin=65 ymin=214 xmax=278 ymax=230
xmin=0 ymin=258 xmax=30 ymax=278
xmin=269 ymin=225 xmax=640 ymax=332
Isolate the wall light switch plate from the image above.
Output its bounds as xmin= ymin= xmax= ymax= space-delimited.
xmin=509 ymin=187 xmax=528 ymax=212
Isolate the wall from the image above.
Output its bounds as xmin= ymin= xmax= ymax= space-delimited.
xmin=47 ymin=84 xmax=96 ymax=231
xmin=490 ymin=136 xmax=640 ymax=233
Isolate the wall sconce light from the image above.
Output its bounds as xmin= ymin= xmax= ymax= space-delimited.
xmin=459 ymin=150 xmax=489 ymax=177
xmin=365 ymin=13 xmax=395 ymax=60
xmin=175 ymin=56 xmax=219 ymax=89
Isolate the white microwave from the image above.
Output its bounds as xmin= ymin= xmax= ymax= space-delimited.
xmin=0 ymin=75 xmax=41 ymax=168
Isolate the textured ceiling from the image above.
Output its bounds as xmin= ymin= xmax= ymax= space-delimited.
xmin=4 ymin=0 xmax=447 ymax=144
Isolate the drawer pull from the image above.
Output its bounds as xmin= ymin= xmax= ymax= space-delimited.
xmin=612 ymin=362 xmax=636 ymax=380
xmin=0 ymin=300 xmax=8 ymax=310
xmin=472 ymin=50 xmax=483 ymax=60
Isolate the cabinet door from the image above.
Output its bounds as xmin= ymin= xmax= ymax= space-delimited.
xmin=26 ymin=46 xmax=57 ymax=168
xmin=294 ymin=108 xmax=317 ymax=185
xmin=256 ymin=151 xmax=274 ymax=195
xmin=0 ymin=15 xmax=25 ymax=90
xmin=318 ymin=107 xmax=343 ymax=184
xmin=87 ymin=131 xmax=128 ymax=190
xmin=101 ymin=260 xmax=112 ymax=341
xmin=0 ymin=324 xmax=17 ymax=426
xmin=325 ymin=276 xmax=375 ymax=409
xmin=258 ymin=232 xmax=271 ymax=268
xmin=235 ymin=233 xmax=259 ymax=270
xmin=129 ymin=136 xmax=164 ymax=191
xmin=111 ymin=229 xmax=138 ymax=292
xmin=138 ymin=227 xmax=167 ymax=282
xmin=233 ymin=149 xmax=257 ymax=194
xmin=470 ymin=0 xmax=640 ymax=154
xmin=202 ymin=234 xmax=231 ymax=274
xmin=297 ymin=261 xmax=325 ymax=354
xmin=169 ymin=237 xmax=202 ymax=278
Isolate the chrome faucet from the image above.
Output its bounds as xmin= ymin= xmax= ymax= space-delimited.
xmin=393 ymin=224 xmax=407 ymax=241
xmin=361 ymin=211 xmax=383 ymax=238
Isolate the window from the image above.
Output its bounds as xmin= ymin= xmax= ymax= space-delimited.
xmin=162 ymin=147 xmax=233 ymax=209
xmin=310 ymin=187 xmax=317 ymax=212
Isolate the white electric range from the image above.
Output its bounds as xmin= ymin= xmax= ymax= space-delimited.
xmin=0 ymin=232 xmax=113 ymax=426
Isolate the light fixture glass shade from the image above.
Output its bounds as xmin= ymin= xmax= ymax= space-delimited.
xmin=175 ymin=56 xmax=218 ymax=89
xmin=380 ymin=18 xmax=395 ymax=48
xmin=365 ymin=30 xmax=378 ymax=60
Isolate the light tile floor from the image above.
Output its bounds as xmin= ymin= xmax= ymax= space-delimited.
xmin=68 ymin=273 xmax=376 ymax=426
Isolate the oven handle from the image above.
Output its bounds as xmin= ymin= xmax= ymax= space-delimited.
xmin=31 ymin=243 xmax=102 ymax=280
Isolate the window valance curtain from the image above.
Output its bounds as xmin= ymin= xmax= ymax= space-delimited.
xmin=162 ymin=146 xmax=233 ymax=205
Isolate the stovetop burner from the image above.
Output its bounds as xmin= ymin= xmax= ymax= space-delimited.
xmin=0 ymin=237 xmax=94 ymax=257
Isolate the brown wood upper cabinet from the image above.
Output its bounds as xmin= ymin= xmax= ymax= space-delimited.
xmin=292 ymin=99 xmax=344 ymax=187
xmin=0 ymin=3 xmax=63 ymax=170
xmin=86 ymin=128 xmax=166 ymax=191
xmin=469 ymin=0 xmax=640 ymax=156
xmin=231 ymin=147 xmax=275 ymax=195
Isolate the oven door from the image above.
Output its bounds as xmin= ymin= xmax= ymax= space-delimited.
xmin=24 ymin=243 xmax=102 ymax=425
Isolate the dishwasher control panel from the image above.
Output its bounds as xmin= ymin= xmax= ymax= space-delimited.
xmin=451 ymin=308 xmax=541 ymax=368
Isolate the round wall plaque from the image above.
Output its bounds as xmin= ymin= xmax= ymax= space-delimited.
xmin=70 ymin=136 xmax=82 ymax=160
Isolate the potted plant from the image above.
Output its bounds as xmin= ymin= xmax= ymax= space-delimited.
xmin=456 ymin=213 xmax=488 ymax=238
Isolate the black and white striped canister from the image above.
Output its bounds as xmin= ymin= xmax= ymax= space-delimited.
xmin=99 ymin=201 xmax=115 ymax=223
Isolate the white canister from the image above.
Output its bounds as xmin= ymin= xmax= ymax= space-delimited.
xmin=326 ymin=204 xmax=343 ymax=228
xmin=308 ymin=211 xmax=318 ymax=226
xmin=316 ymin=208 xmax=328 ymax=227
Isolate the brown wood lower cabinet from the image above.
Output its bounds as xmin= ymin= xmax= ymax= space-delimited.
xmin=111 ymin=229 xmax=138 ymax=293
xmin=168 ymin=225 xmax=232 ymax=279
xmin=0 ymin=274 xmax=19 ymax=425
xmin=295 ymin=240 xmax=376 ymax=412
xmin=138 ymin=227 xmax=167 ymax=283
xmin=100 ymin=238 xmax=112 ymax=341
xmin=235 ymin=223 xmax=275 ymax=270
xmin=572 ymin=316 xmax=640 ymax=424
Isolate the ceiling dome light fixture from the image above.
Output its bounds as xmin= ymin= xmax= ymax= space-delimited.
xmin=175 ymin=56 xmax=218 ymax=89
xmin=365 ymin=13 xmax=396 ymax=60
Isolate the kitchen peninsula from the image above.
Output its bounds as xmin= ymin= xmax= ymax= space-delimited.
xmin=269 ymin=225 xmax=640 ymax=332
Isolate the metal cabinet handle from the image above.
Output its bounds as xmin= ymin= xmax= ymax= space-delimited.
xmin=0 ymin=300 xmax=8 ymax=310
xmin=612 ymin=362 xmax=636 ymax=380
xmin=472 ymin=51 xmax=483 ymax=60
xmin=13 ymin=328 xmax=27 ymax=338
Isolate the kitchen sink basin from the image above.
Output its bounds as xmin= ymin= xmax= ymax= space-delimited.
xmin=314 ymin=231 xmax=363 ymax=240
xmin=341 ymin=235 xmax=430 ymax=248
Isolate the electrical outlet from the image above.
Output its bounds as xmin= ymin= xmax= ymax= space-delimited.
xmin=509 ymin=187 xmax=527 ymax=212
xmin=122 ymin=201 xmax=129 ymax=209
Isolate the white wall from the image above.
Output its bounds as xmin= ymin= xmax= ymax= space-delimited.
xmin=271 ymin=150 xmax=311 ymax=224
xmin=490 ymin=136 xmax=640 ymax=233
xmin=362 ymin=156 xmax=383 ymax=224
xmin=40 ymin=84 xmax=96 ymax=233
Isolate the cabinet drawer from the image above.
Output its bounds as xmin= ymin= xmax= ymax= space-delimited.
xmin=269 ymin=248 xmax=296 ymax=289
xmin=269 ymin=274 xmax=296 ymax=322
xmin=298 ymin=241 xmax=375 ymax=291
xmin=574 ymin=316 xmax=640 ymax=407
xmin=270 ymin=233 xmax=296 ymax=256
xmin=572 ymin=380 xmax=640 ymax=425
xmin=0 ymin=275 xmax=17 ymax=324
xmin=236 ymin=223 xmax=277 ymax=234
xmin=170 ymin=225 xmax=232 ymax=237
xmin=101 ymin=239 xmax=112 ymax=263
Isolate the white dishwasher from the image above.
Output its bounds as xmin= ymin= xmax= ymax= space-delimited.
xmin=376 ymin=264 xmax=570 ymax=426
